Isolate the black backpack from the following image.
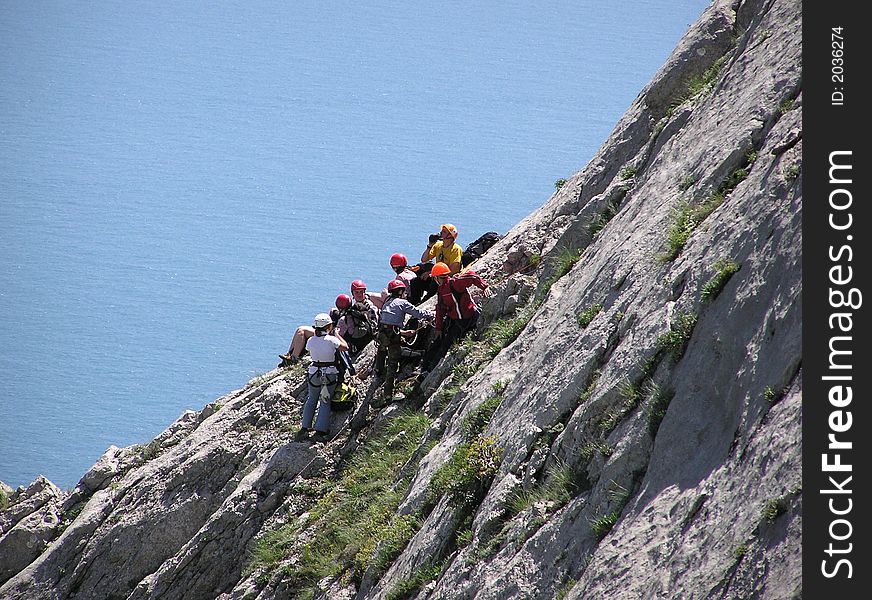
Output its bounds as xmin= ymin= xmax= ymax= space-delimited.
xmin=462 ymin=231 xmax=502 ymax=267
xmin=346 ymin=304 xmax=375 ymax=339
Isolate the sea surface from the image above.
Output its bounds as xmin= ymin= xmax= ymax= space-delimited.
xmin=1 ymin=0 xmax=708 ymax=489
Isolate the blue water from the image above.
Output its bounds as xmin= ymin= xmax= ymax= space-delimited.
xmin=0 ymin=0 xmax=708 ymax=489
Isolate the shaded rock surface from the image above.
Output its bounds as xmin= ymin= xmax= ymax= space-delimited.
xmin=1 ymin=0 xmax=801 ymax=598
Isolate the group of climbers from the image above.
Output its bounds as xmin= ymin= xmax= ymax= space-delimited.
xmin=277 ymin=279 xmax=379 ymax=366
xmin=282 ymin=223 xmax=495 ymax=441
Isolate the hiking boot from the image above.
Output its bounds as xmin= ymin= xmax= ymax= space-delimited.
xmin=278 ymin=354 xmax=299 ymax=368
xmin=312 ymin=430 xmax=330 ymax=442
xmin=294 ymin=427 xmax=311 ymax=442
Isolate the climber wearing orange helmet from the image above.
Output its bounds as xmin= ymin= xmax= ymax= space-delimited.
xmin=373 ymin=278 xmax=433 ymax=405
xmin=421 ymin=223 xmax=463 ymax=276
xmin=418 ymin=261 xmax=491 ymax=376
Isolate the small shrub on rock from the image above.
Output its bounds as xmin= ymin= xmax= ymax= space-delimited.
xmin=430 ymin=435 xmax=504 ymax=507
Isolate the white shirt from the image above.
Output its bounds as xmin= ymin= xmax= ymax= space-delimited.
xmin=306 ymin=333 xmax=340 ymax=373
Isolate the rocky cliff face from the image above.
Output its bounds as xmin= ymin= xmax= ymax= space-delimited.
xmin=0 ymin=0 xmax=802 ymax=598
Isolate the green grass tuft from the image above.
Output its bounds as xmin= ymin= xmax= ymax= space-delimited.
xmin=579 ymin=370 xmax=601 ymax=405
xmin=456 ymin=527 xmax=474 ymax=548
xmin=554 ymin=178 xmax=568 ymax=190
xmin=552 ymin=247 xmax=583 ymax=278
xmin=598 ymin=379 xmax=644 ymax=433
xmin=356 ymin=512 xmax=423 ymax=578
xmin=619 ymin=165 xmax=638 ymax=180
xmin=701 ymin=259 xmax=740 ymax=301
xmin=638 ymin=353 xmax=659 ymax=382
xmin=386 ymin=560 xmax=446 ymax=600
xmin=678 ymin=174 xmax=696 ymax=191
xmin=58 ymin=501 xmax=86 ymax=535
xmin=483 ymin=308 xmax=535 ymax=358
xmin=660 ymin=195 xmax=725 ymax=262
xmin=646 ymin=382 xmax=675 ymax=437
xmin=556 ymin=578 xmax=578 ymax=600
xmin=539 ymin=247 xmax=583 ymax=300
xmin=618 ymin=378 xmax=641 ymax=407
xmin=657 ymin=313 xmax=698 ymax=359
xmin=139 ymin=440 xmax=162 ymax=461
xmin=667 ymin=55 xmax=727 ymax=114
xmin=450 ymin=355 xmax=482 ymax=387
xmin=762 ymin=497 xmax=788 ymax=523
xmin=438 ymin=385 xmax=463 ymax=406
xmin=490 ymin=379 xmax=509 ymax=395
xmin=661 ymin=147 xmax=760 ymax=262
xmin=579 ymin=442 xmax=613 ymax=461
xmin=590 ymin=511 xmax=620 ymax=537
xmin=591 ymin=481 xmax=631 ymax=536
xmin=719 ymin=168 xmax=748 ymax=194
xmin=533 ymin=422 xmax=565 ymax=450
xmin=577 ymin=303 xmax=603 ymax=328
xmin=461 ymin=393 xmax=504 ymax=440
xmin=587 ymin=202 xmax=619 ymax=238
xmin=507 ymin=459 xmax=579 ymax=516
xmin=763 ymin=385 xmax=787 ymax=404
xmin=429 ymin=435 xmax=503 ymax=508
xmin=607 ymin=482 xmax=631 ymax=506
xmin=717 ymin=150 xmax=758 ymax=196
xmin=473 ymin=529 xmax=509 ymax=560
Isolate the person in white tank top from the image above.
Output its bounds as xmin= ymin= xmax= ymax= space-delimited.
xmin=299 ymin=313 xmax=348 ymax=440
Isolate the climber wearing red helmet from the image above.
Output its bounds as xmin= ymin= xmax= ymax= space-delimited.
xmin=389 ymin=253 xmax=407 ymax=269
xmin=350 ymin=278 xmax=386 ymax=310
xmin=335 ymin=293 xmax=352 ymax=310
xmin=385 ymin=251 xmax=432 ymax=305
xmin=373 ymin=278 xmax=433 ymax=405
xmin=333 ymin=291 xmax=377 ymax=357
